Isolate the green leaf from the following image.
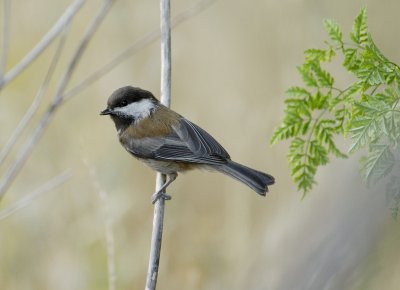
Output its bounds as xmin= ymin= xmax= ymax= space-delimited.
xmin=284 ymin=98 xmax=312 ymax=118
xmin=348 ymin=115 xmax=382 ymax=153
xmin=271 ymin=7 xmax=400 ymax=202
xmin=350 ymin=7 xmax=368 ymax=46
xmin=383 ymin=109 xmax=400 ymax=142
xmin=360 ymin=144 xmax=394 ymax=185
xmin=288 ymin=137 xmax=305 ymax=159
xmin=354 ymin=99 xmax=389 ymax=114
xmin=310 ymin=91 xmax=329 ymax=110
xmin=305 ymin=49 xmax=327 ymax=62
xmin=288 ymin=138 xmax=317 ymax=194
xmin=327 ymin=137 xmax=348 ymax=158
xmin=386 ymin=176 xmax=400 ymax=219
xmin=270 ymin=122 xmax=301 ymax=143
xmin=340 ymin=82 xmax=363 ymax=102
xmin=324 ymin=19 xmax=343 ymax=45
xmin=308 ymin=140 xmax=329 ymax=165
xmin=297 ymin=65 xmax=319 ymax=87
xmin=357 ymin=67 xmax=386 ymax=86
xmin=286 ymin=86 xmax=311 ymax=98
xmin=312 ymin=63 xmax=334 ymax=88
xmin=301 ymin=119 xmax=312 ymax=135
xmin=379 ymin=86 xmax=400 ymax=105
xmin=366 ymin=37 xmax=391 ymax=65
xmin=315 ymin=120 xmax=332 ymax=143
xmin=343 ymin=48 xmax=360 ymax=71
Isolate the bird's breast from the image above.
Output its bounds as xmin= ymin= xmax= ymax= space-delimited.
xmin=121 ymin=106 xmax=180 ymax=139
xmin=117 ymin=107 xmax=182 ymax=159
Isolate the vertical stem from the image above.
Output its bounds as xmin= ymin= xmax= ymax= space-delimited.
xmin=145 ymin=174 xmax=166 ymax=290
xmin=160 ymin=0 xmax=171 ymax=107
xmin=0 ymin=0 xmax=11 ymax=77
xmin=145 ymin=0 xmax=171 ymax=289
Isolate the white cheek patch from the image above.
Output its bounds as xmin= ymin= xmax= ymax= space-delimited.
xmin=114 ymin=99 xmax=155 ymax=121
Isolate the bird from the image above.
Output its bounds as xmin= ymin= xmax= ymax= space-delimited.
xmin=100 ymin=86 xmax=275 ymax=203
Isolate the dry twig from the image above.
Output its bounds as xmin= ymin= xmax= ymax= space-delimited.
xmin=0 ymin=0 xmax=115 ymax=201
xmin=63 ymin=0 xmax=217 ymax=100
xmin=0 ymin=170 xmax=71 ymax=220
xmin=0 ymin=0 xmax=11 ymax=77
xmin=0 ymin=0 xmax=85 ymax=89
xmin=0 ymin=27 xmax=69 ymax=166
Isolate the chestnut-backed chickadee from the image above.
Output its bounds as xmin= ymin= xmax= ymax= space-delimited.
xmin=100 ymin=86 xmax=275 ymax=203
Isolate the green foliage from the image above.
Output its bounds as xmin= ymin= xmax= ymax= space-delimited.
xmin=387 ymin=177 xmax=400 ymax=219
xmin=324 ymin=19 xmax=343 ymax=46
xmin=350 ymin=7 xmax=368 ymax=46
xmin=271 ymin=7 xmax=400 ymax=213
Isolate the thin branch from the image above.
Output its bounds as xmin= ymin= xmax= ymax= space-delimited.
xmin=0 ymin=0 xmax=115 ymax=201
xmin=145 ymin=0 xmax=171 ymax=289
xmin=63 ymin=0 xmax=217 ymax=100
xmin=159 ymin=0 xmax=171 ymax=107
xmin=0 ymin=0 xmax=85 ymax=89
xmin=145 ymin=174 xmax=166 ymax=290
xmin=0 ymin=27 xmax=70 ymax=167
xmin=0 ymin=170 xmax=71 ymax=220
xmin=0 ymin=0 xmax=11 ymax=77
xmin=51 ymin=0 xmax=114 ymax=107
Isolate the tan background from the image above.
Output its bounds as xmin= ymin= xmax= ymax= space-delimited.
xmin=1 ymin=0 xmax=399 ymax=289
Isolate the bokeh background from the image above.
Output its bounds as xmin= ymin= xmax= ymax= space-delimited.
xmin=1 ymin=0 xmax=400 ymax=289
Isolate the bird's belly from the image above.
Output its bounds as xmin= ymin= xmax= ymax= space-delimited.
xmin=138 ymin=158 xmax=197 ymax=174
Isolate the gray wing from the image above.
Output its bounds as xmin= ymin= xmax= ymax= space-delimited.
xmin=125 ymin=118 xmax=230 ymax=165
xmin=154 ymin=118 xmax=230 ymax=164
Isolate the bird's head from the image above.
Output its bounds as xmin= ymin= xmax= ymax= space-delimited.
xmin=100 ymin=86 xmax=158 ymax=122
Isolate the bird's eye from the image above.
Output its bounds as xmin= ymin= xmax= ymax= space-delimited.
xmin=120 ymin=100 xmax=128 ymax=107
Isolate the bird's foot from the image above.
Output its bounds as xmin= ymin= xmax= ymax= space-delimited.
xmin=151 ymin=191 xmax=172 ymax=204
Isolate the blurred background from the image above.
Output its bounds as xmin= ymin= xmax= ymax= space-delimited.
xmin=0 ymin=0 xmax=400 ymax=289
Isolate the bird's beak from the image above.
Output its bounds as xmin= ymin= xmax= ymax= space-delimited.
xmin=100 ymin=108 xmax=112 ymax=115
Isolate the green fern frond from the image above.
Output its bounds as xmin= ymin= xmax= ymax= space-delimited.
xmin=311 ymin=63 xmax=334 ymax=88
xmin=387 ymin=177 xmax=400 ymax=219
xmin=297 ymin=65 xmax=319 ymax=87
xmin=271 ymin=7 xmax=400 ymax=207
xmin=324 ymin=19 xmax=343 ymax=45
xmin=360 ymin=144 xmax=394 ymax=185
xmin=305 ymin=49 xmax=328 ymax=62
xmin=343 ymin=48 xmax=361 ymax=71
xmin=348 ymin=115 xmax=381 ymax=153
xmin=286 ymin=86 xmax=311 ymax=98
xmin=350 ymin=7 xmax=368 ymax=46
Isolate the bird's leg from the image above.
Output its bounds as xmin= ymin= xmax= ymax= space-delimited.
xmin=151 ymin=172 xmax=177 ymax=204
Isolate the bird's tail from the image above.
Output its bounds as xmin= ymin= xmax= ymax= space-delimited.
xmin=216 ymin=160 xmax=275 ymax=196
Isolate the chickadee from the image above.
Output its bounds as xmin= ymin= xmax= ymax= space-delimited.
xmin=100 ymin=86 xmax=275 ymax=203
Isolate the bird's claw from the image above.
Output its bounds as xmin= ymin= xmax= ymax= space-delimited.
xmin=151 ymin=191 xmax=172 ymax=204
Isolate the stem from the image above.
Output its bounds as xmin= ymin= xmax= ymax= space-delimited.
xmin=0 ymin=0 xmax=11 ymax=77
xmin=146 ymin=174 xmax=166 ymax=290
xmin=0 ymin=0 xmax=114 ymax=201
xmin=63 ymin=0 xmax=217 ymax=100
xmin=0 ymin=170 xmax=71 ymax=220
xmin=0 ymin=0 xmax=85 ymax=89
xmin=0 ymin=27 xmax=69 ymax=167
xmin=145 ymin=0 xmax=171 ymax=289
